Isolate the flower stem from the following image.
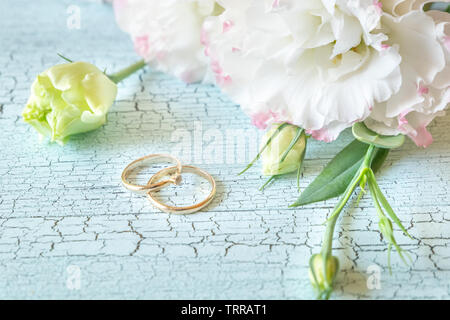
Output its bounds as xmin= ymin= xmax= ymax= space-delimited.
xmin=312 ymin=144 xmax=380 ymax=299
xmin=108 ymin=59 xmax=146 ymax=84
xmin=322 ymin=145 xmax=376 ymax=255
xmin=321 ymin=208 xmax=340 ymax=257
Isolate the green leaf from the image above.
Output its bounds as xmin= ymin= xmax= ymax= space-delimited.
xmin=371 ymin=148 xmax=389 ymax=173
xmin=425 ymin=3 xmax=450 ymax=12
xmin=291 ymin=140 xmax=368 ymax=207
xmin=352 ymin=122 xmax=405 ymax=149
xmin=291 ymin=140 xmax=388 ymax=207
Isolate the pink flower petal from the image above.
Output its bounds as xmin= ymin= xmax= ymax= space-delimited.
xmin=251 ymin=112 xmax=271 ymax=130
xmin=409 ymin=125 xmax=433 ymax=148
xmin=306 ymin=128 xmax=333 ymax=143
xmin=133 ymin=36 xmax=150 ymax=58
xmin=222 ymin=20 xmax=234 ymax=33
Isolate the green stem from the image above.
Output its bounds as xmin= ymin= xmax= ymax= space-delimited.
xmin=367 ymin=176 xmax=386 ymax=220
xmin=321 ymin=208 xmax=340 ymax=257
xmin=322 ymin=145 xmax=377 ymax=254
xmin=319 ymin=202 xmax=342 ymax=298
xmin=316 ymin=144 xmax=381 ymax=299
xmin=324 ymin=168 xmax=366 ymax=223
xmin=363 ymin=144 xmax=376 ymax=167
xmin=108 ymin=59 xmax=146 ymax=84
xmin=325 ymin=145 xmax=377 ymax=223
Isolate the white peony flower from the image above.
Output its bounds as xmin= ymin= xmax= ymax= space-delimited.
xmin=365 ymin=1 xmax=450 ymax=147
xmin=203 ymin=0 xmax=449 ymax=146
xmin=113 ymin=0 xmax=223 ymax=83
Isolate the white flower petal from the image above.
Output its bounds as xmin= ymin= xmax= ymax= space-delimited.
xmin=113 ymin=0 xmax=221 ymax=83
xmin=368 ymin=7 xmax=450 ymax=147
xmin=205 ymin=0 xmax=403 ymax=141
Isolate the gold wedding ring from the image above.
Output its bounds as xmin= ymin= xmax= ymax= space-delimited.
xmin=121 ymin=155 xmax=216 ymax=214
xmin=121 ymin=154 xmax=182 ymax=193
xmin=147 ymin=165 xmax=216 ymax=215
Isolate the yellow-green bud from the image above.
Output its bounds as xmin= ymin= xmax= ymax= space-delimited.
xmin=261 ymin=124 xmax=306 ymax=176
xmin=22 ymin=61 xmax=117 ymax=145
xmin=379 ymin=216 xmax=394 ymax=243
xmin=309 ymin=254 xmax=339 ymax=295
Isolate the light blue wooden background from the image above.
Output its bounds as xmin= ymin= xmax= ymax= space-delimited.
xmin=1 ymin=0 xmax=450 ymax=299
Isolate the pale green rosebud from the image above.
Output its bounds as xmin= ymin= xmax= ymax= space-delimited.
xmin=22 ymin=61 xmax=118 ymax=145
xmin=378 ymin=215 xmax=410 ymax=270
xmin=379 ymin=216 xmax=394 ymax=243
xmin=309 ymin=253 xmax=339 ymax=299
xmin=261 ymin=124 xmax=306 ymax=176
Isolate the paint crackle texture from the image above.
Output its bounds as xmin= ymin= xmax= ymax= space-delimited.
xmin=0 ymin=0 xmax=450 ymax=299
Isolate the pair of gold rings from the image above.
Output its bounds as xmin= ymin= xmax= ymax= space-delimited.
xmin=121 ymin=154 xmax=216 ymax=214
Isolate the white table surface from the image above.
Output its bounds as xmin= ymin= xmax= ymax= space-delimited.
xmin=1 ymin=0 xmax=450 ymax=299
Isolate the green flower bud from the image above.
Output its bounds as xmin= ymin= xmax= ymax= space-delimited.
xmin=379 ymin=216 xmax=394 ymax=243
xmin=22 ymin=61 xmax=117 ymax=145
xmin=261 ymin=124 xmax=306 ymax=176
xmin=378 ymin=215 xmax=411 ymax=269
xmin=309 ymin=253 xmax=339 ymax=298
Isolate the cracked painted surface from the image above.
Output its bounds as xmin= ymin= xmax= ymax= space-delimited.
xmin=0 ymin=0 xmax=449 ymax=299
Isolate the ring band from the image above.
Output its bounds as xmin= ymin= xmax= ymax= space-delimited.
xmin=147 ymin=165 xmax=216 ymax=215
xmin=121 ymin=154 xmax=182 ymax=193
